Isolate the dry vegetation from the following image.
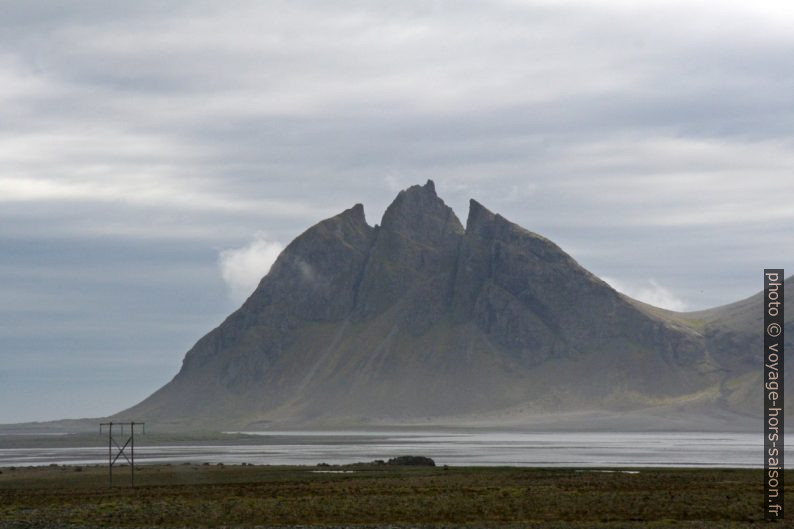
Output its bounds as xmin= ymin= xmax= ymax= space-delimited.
xmin=0 ymin=463 xmax=783 ymax=528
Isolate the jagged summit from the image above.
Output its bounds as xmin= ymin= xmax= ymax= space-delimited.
xmin=118 ymin=182 xmax=790 ymax=429
xmin=465 ymin=199 xmax=493 ymax=231
xmin=347 ymin=202 xmax=366 ymax=222
xmin=380 ymin=179 xmax=462 ymax=239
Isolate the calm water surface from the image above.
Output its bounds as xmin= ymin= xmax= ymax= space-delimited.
xmin=0 ymin=431 xmax=768 ymax=468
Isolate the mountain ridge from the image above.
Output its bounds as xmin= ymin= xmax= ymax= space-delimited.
xmin=112 ymin=180 xmax=789 ymax=430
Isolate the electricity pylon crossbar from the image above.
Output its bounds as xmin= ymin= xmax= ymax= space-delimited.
xmin=99 ymin=421 xmax=145 ymax=487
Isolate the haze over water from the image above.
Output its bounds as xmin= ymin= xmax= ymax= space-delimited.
xmin=0 ymin=431 xmax=770 ymax=468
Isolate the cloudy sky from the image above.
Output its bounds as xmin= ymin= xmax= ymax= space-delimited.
xmin=1 ymin=0 xmax=793 ymax=423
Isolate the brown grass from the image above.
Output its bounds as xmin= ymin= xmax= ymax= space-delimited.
xmin=0 ymin=464 xmax=784 ymax=528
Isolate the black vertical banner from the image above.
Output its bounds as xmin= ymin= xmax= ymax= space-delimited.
xmin=765 ymin=269 xmax=784 ymax=520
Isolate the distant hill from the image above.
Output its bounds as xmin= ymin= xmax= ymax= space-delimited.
xmin=115 ymin=181 xmax=790 ymax=430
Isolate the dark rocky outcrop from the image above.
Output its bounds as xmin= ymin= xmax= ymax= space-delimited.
xmin=387 ymin=456 xmax=436 ymax=466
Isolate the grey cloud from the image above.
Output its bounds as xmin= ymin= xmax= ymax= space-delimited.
xmin=0 ymin=0 xmax=792 ymax=422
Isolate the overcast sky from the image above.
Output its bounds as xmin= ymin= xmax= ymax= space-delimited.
xmin=2 ymin=0 xmax=793 ymax=423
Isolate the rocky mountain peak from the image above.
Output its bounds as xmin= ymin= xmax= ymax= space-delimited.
xmin=343 ymin=202 xmax=367 ymax=225
xmin=464 ymin=199 xmax=571 ymax=264
xmin=422 ymin=178 xmax=436 ymax=194
xmin=120 ymin=181 xmax=772 ymax=429
xmin=465 ymin=199 xmax=497 ymax=236
xmin=380 ymin=179 xmax=463 ymax=243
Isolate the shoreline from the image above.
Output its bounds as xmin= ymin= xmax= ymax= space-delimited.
xmin=0 ymin=430 xmax=767 ymax=469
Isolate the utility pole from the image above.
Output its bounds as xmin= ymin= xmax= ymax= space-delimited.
xmin=99 ymin=421 xmax=145 ymax=487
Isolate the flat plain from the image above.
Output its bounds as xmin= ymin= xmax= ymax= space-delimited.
xmin=0 ymin=463 xmax=784 ymax=528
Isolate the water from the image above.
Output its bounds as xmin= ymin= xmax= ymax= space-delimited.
xmin=0 ymin=431 xmax=769 ymax=468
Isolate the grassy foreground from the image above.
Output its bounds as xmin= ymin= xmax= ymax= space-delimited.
xmin=0 ymin=463 xmax=784 ymax=528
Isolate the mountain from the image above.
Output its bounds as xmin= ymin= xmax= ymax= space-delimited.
xmin=118 ymin=181 xmax=791 ymax=430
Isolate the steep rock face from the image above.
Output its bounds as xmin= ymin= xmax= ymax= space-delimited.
xmin=451 ymin=200 xmax=712 ymax=401
xmin=455 ymin=199 xmax=624 ymax=362
xmin=353 ymin=181 xmax=464 ymax=329
xmin=184 ymin=203 xmax=374 ymax=374
xmin=120 ymin=181 xmax=778 ymax=428
xmin=134 ymin=204 xmax=376 ymax=422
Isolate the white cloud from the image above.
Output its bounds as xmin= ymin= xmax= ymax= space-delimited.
xmin=218 ymin=235 xmax=284 ymax=303
xmin=604 ymin=277 xmax=689 ymax=312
